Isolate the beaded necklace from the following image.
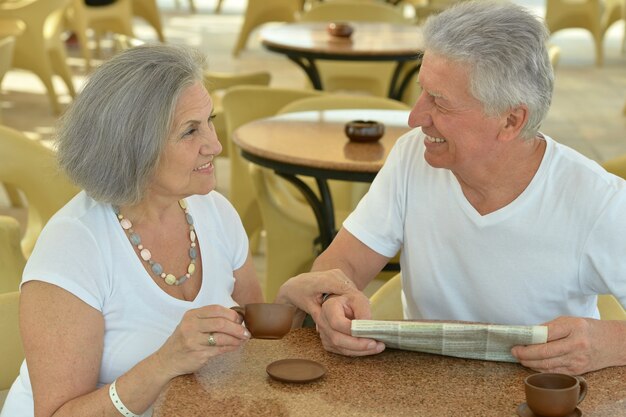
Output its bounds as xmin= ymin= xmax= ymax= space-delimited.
xmin=113 ymin=199 xmax=197 ymax=286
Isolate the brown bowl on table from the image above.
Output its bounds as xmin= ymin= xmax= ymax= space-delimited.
xmin=344 ymin=120 xmax=385 ymax=143
xmin=327 ymin=22 xmax=354 ymax=38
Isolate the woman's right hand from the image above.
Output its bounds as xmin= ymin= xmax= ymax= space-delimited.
xmin=155 ymin=305 xmax=250 ymax=378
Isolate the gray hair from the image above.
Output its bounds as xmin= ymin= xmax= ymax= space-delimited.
xmin=56 ymin=44 xmax=207 ymax=205
xmin=422 ymin=1 xmax=553 ymax=139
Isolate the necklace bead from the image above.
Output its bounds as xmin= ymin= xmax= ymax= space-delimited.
xmin=114 ymin=200 xmax=196 ymax=286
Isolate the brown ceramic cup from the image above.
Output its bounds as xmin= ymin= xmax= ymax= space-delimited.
xmin=524 ymin=373 xmax=587 ymax=417
xmin=231 ymin=303 xmax=296 ymax=339
xmin=344 ymin=120 xmax=385 ymax=143
xmin=327 ymin=22 xmax=354 ymax=38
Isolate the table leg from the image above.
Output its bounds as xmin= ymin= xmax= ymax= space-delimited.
xmin=276 ymin=172 xmax=336 ymax=251
xmin=387 ymin=60 xmax=422 ymax=100
xmin=285 ymin=55 xmax=324 ymax=90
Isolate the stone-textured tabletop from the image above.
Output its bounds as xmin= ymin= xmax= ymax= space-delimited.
xmin=232 ymin=109 xmax=411 ymax=174
xmin=154 ymin=328 xmax=626 ymax=417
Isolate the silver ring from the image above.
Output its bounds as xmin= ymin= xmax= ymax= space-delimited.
xmin=207 ymin=333 xmax=217 ymax=347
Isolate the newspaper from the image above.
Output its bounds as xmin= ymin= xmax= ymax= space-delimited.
xmin=351 ymin=320 xmax=548 ymax=363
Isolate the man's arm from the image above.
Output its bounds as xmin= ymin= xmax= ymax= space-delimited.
xmin=311 ymin=228 xmax=391 ymax=289
xmin=276 ymin=228 xmax=389 ymax=356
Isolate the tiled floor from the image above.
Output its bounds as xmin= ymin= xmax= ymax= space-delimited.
xmin=1 ymin=0 xmax=625 ymax=295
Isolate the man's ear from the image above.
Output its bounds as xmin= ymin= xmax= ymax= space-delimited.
xmin=498 ymin=105 xmax=528 ymax=142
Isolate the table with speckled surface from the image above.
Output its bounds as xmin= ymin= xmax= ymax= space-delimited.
xmin=153 ymin=328 xmax=626 ymax=417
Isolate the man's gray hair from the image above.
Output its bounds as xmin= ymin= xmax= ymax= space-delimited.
xmin=56 ymin=44 xmax=206 ymax=205
xmin=422 ymin=1 xmax=553 ymax=139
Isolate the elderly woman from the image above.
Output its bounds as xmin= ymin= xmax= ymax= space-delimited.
xmin=1 ymin=44 xmax=263 ymax=417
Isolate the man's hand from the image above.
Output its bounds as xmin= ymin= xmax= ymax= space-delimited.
xmin=511 ymin=316 xmax=626 ymax=375
xmin=315 ymin=292 xmax=385 ymax=357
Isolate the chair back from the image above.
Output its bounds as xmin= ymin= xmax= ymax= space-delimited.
xmin=299 ymin=0 xmax=409 ymax=23
xmin=0 ymin=216 xmax=25 ymax=294
xmin=598 ymin=294 xmax=626 ymax=320
xmin=0 ymin=291 xmax=23 ymax=391
xmin=370 ymin=272 xmax=403 ymax=320
xmin=221 ymin=86 xmax=323 ymax=243
xmin=0 ymin=125 xmax=78 ymax=257
xmin=249 ymin=164 xmax=318 ymax=300
xmin=203 ymin=71 xmax=271 ymax=158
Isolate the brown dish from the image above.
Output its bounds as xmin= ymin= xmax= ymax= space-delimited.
xmin=344 ymin=120 xmax=385 ymax=143
xmin=266 ymin=359 xmax=326 ymax=383
xmin=327 ymin=22 xmax=354 ymax=38
xmin=516 ymin=403 xmax=582 ymax=417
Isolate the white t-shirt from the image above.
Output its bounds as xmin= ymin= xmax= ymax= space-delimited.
xmin=1 ymin=191 xmax=248 ymax=417
xmin=344 ymin=129 xmax=626 ymax=325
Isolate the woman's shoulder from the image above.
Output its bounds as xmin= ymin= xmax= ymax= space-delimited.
xmin=41 ymin=191 xmax=116 ymax=244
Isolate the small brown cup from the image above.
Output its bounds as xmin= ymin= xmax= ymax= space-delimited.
xmin=231 ymin=303 xmax=296 ymax=339
xmin=327 ymin=22 xmax=354 ymax=38
xmin=344 ymin=120 xmax=385 ymax=143
xmin=525 ymin=373 xmax=588 ymax=417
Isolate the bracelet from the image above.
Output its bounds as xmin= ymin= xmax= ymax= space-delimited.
xmin=109 ymin=379 xmax=140 ymax=417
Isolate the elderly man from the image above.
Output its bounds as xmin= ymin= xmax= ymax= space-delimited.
xmin=276 ymin=0 xmax=626 ymax=375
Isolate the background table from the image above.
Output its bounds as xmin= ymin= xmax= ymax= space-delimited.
xmin=232 ymin=109 xmax=411 ymax=250
xmin=260 ymin=22 xmax=424 ymax=100
xmin=154 ymin=328 xmax=626 ymax=417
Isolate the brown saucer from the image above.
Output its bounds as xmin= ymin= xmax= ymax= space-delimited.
xmin=517 ymin=403 xmax=582 ymax=417
xmin=266 ymin=359 xmax=326 ymax=383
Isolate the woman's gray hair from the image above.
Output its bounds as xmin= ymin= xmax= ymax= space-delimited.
xmin=422 ymin=1 xmax=553 ymax=139
xmin=56 ymin=44 xmax=206 ymax=205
